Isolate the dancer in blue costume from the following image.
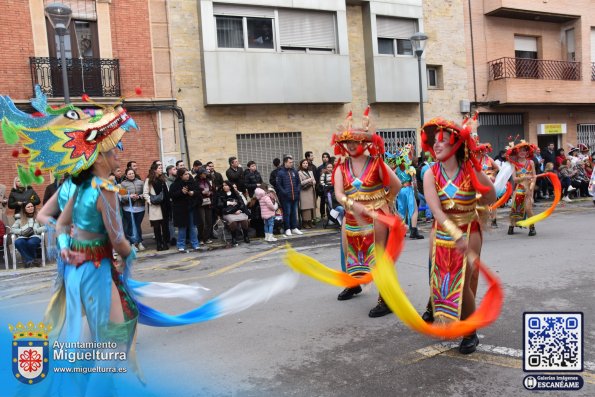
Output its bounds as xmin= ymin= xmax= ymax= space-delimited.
xmin=1 ymin=87 xmax=298 ymax=394
xmin=394 ymin=145 xmax=424 ymax=240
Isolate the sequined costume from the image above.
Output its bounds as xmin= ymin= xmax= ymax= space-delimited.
xmin=509 ymin=159 xmax=534 ymax=222
xmin=430 ymin=163 xmax=481 ymax=321
xmin=339 ymin=156 xmax=389 ymax=275
xmin=395 ymin=164 xmax=416 ymax=226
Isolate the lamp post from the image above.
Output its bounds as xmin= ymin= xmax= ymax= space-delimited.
xmin=410 ymin=32 xmax=428 ymax=127
xmin=45 ymin=3 xmax=72 ymax=103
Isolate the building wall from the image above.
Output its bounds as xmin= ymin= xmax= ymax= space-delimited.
xmin=0 ymin=1 xmax=163 ymax=199
xmin=169 ymin=0 xmax=468 ymax=171
xmin=0 ymin=1 xmax=35 ymax=99
xmin=464 ymin=1 xmax=595 ymax=147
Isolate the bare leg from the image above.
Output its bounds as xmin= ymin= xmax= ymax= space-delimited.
xmin=109 ymin=282 xmax=124 ymax=324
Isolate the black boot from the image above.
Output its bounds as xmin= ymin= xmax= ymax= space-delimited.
xmin=337 ymin=286 xmax=362 ymax=301
xmin=507 ymin=225 xmax=514 ymax=235
xmin=459 ymin=332 xmax=479 ymax=354
xmin=528 ymin=225 xmax=536 ymax=236
xmin=368 ymin=295 xmax=392 ymax=318
xmin=490 ymin=219 xmax=498 ymax=228
xmin=231 ymin=230 xmax=238 ymax=246
xmin=421 ymin=300 xmax=434 ymax=323
xmin=409 ymin=227 xmax=424 ymax=240
xmin=243 ymin=230 xmax=250 ymax=243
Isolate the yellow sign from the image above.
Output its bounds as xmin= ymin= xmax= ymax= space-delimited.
xmin=537 ymin=124 xmax=566 ymax=135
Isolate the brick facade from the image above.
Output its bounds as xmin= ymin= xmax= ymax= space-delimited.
xmin=0 ymin=1 xmax=162 ymax=208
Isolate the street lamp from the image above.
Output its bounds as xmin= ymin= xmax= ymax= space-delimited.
xmin=410 ymin=32 xmax=428 ymax=127
xmin=45 ymin=3 xmax=72 ymax=103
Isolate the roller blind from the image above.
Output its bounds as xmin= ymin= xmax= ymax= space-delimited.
xmin=213 ymin=3 xmax=274 ymax=18
xmin=278 ymin=9 xmax=336 ymax=49
xmin=376 ymin=16 xmax=416 ymax=39
xmin=591 ymin=28 xmax=595 ymax=62
xmin=514 ymin=36 xmax=537 ymax=52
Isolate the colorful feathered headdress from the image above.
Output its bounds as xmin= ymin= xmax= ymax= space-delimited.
xmin=420 ymin=113 xmax=491 ymax=194
xmin=505 ymin=137 xmax=536 ymax=160
xmin=1 ymin=85 xmax=138 ymax=184
xmin=331 ymin=106 xmax=385 ymax=157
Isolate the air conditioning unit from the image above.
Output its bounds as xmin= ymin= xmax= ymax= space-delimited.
xmin=460 ymin=99 xmax=471 ymax=114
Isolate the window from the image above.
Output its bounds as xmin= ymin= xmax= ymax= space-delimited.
xmin=247 ymin=18 xmax=274 ymax=49
xmin=216 ymin=16 xmax=244 ymax=48
xmin=236 ymin=132 xmax=303 ymax=179
xmin=376 ymin=129 xmax=417 ymax=154
xmin=278 ymin=9 xmax=336 ymax=52
xmin=514 ymin=35 xmax=538 ymax=78
xmin=214 ymin=4 xmax=275 ymax=50
xmin=565 ymin=28 xmax=575 ymax=61
xmin=427 ymin=65 xmax=443 ymax=89
xmin=376 ymin=16 xmax=417 ymax=56
xmin=213 ymin=4 xmax=337 ymax=53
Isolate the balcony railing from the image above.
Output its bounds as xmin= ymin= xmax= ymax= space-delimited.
xmin=30 ymin=57 xmax=121 ymax=98
xmin=488 ymin=57 xmax=581 ymax=81
xmin=592 ymin=63 xmax=595 ymax=81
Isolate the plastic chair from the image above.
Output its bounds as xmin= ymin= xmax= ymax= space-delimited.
xmin=2 ymin=225 xmax=12 ymax=270
xmin=10 ymin=232 xmax=45 ymax=270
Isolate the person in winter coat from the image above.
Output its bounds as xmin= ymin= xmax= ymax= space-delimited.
xmin=143 ymin=162 xmax=171 ymax=251
xmin=195 ymin=168 xmax=214 ymax=245
xmin=298 ymin=159 xmax=317 ymax=229
xmin=120 ymin=168 xmax=146 ymax=250
xmin=254 ymin=184 xmax=278 ymax=242
xmin=276 ymin=156 xmax=302 ymax=236
xmin=216 ymin=180 xmax=250 ymax=246
xmin=8 ymin=177 xmax=41 ymax=216
xmin=169 ymin=168 xmax=201 ymax=252
xmin=11 ymin=202 xmax=45 ymax=268
xmin=244 ymin=161 xmax=263 ymax=197
xmin=225 ymin=157 xmax=246 ymax=196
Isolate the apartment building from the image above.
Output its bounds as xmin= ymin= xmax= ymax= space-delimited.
xmin=465 ymin=0 xmax=595 ymax=152
xmin=0 ymin=0 xmax=179 ymax=191
xmin=169 ymin=0 xmax=469 ymax=178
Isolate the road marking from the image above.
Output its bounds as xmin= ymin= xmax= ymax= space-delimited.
xmin=168 ymin=246 xmax=285 ymax=282
xmin=403 ymin=341 xmax=595 ymax=384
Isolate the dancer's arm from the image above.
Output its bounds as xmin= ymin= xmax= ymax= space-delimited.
xmin=37 ymin=192 xmax=59 ymax=226
xmin=474 ymin=169 xmax=496 ymax=205
xmin=97 ymin=190 xmax=132 ymax=259
xmin=379 ymin=162 xmax=402 ymax=201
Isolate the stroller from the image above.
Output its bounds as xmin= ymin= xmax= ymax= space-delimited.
xmin=272 ymin=207 xmax=284 ymax=235
xmin=323 ymin=186 xmax=343 ymax=228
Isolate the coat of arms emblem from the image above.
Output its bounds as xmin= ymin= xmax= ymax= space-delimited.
xmin=9 ymin=321 xmax=52 ymax=385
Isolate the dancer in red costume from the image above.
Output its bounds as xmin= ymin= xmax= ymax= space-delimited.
xmin=332 ymin=108 xmax=402 ymax=317
xmin=419 ymin=117 xmax=496 ymax=354
xmin=506 ymin=140 xmax=538 ymax=236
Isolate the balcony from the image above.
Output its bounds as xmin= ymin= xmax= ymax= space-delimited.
xmin=484 ymin=0 xmax=579 ymax=23
xmin=30 ymin=57 xmax=121 ymax=98
xmin=488 ymin=57 xmax=581 ymax=81
xmin=486 ymin=57 xmax=595 ymax=105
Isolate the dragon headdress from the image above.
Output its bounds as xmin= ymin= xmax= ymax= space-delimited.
xmin=1 ymin=86 xmax=138 ymax=184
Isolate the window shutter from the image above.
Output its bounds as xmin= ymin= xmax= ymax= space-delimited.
xmin=591 ymin=29 xmax=595 ymax=62
xmin=514 ymin=36 xmax=537 ymax=52
xmin=278 ymin=9 xmax=336 ymax=49
xmin=376 ymin=16 xmax=416 ymax=39
xmin=213 ymin=3 xmax=274 ymax=18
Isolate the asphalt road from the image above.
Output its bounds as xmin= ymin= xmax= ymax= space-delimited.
xmin=1 ymin=199 xmax=594 ymax=396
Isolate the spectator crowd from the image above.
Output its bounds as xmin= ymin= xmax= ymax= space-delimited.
xmin=1 ymin=142 xmax=593 ymax=269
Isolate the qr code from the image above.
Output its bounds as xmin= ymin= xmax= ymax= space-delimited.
xmin=524 ymin=312 xmax=583 ymax=372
